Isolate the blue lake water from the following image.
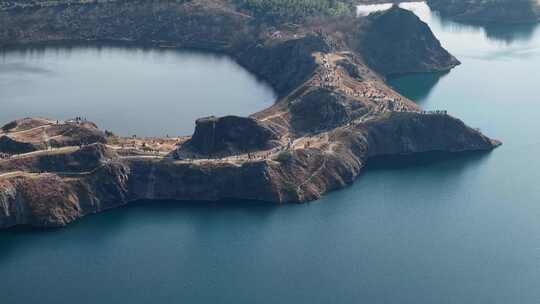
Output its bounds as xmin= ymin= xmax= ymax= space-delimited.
xmin=1 ymin=2 xmax=540 ymax=303
xmin=0 ymin=45 xmax=276 ymax=136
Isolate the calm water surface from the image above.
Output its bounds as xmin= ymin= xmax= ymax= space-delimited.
xmin=0 ymin=45 xmax=275 ymax=136
xmin=2 ymin=3 xmax=540 ymax=303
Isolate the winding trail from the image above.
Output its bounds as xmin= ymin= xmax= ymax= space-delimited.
xmin=295 ymin=138 xmax=338 ymax=195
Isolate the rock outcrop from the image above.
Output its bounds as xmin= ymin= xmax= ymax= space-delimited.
xmin=0 ymin=136 xmax=36 ymax=155
xmin=363 ymin=112 xmax=500 ymax=157
xmin=357 ymin=5 xmax=460 ymax=76
xmin=289 ymin=88 xmax=367 ymax=134
xmin=237 ymin=33 xmax=337 ymax=96
xmin=0 ymin=118 xmax=106 ymax=155
xmin=180 ymin=116 xmax=279 ymax=157
xmin=0 ymin=0 xmax=501 ymax=229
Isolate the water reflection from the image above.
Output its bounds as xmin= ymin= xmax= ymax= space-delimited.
xmin=427 ymin=0 xmax=540 ymax=43
xmin=0 ymin=62 xmax=53 ymax=75
xmin=482 ymin=23 xmax=540 ymax=44
xmin=388 ymin=70 xmax=449 ymax=102
xmin=432 ymin=12 xmax=540 ymax=44
xmin=366 ymin=150 xmax=491 ymax=171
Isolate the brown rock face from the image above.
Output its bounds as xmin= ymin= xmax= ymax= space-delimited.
xmin=0 ymin=159 xmax=130 ymax=228
xmin=363 ymin=112 xmax=500 ymax=157
xmin=357 ymin=5 xmax=460 ymax=76
xmin=237 ymin=34 xmax=333 ymax=96
xmin=125 ymin=158 xmax=280 ymax=203
xmin=183 ymin=116 xmax=279 ymax=156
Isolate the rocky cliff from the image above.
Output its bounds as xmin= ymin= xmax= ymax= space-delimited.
xmin=363 ymin=112 xmax=499 ymax=157
xmin=357 ymin=5 xmax=460 ymax=76
xmin=0 ymin=0 xmax=501 ymax=229
xmin=180 ymin=116 xmax=280 ymax=157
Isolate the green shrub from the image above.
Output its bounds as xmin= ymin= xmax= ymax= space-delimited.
xmin=274 ymin=150 xmax=293 ymax=163
xmin=233 ymin=0 xmax=355 ymax=23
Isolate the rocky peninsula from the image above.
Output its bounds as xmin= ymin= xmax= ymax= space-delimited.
xmin=0 ymin=0 xmax=500 ymax=229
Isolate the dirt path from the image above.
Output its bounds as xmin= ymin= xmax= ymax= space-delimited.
xmin=0 ymin=123 xmax=53 ymax=137
xmin=295 ymin=142 xmax=336 ymax=195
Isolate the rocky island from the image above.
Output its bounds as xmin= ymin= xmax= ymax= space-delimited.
xmin=0 ymin=0 xmax=500 ymax=229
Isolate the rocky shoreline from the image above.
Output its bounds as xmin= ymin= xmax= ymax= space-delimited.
xmin=0 ymin=1 xmax=500 ymax=229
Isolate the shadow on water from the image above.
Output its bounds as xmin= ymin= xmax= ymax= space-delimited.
xmin=0 ymin=203 xmax=135 ymax=263
xmin=125 ymin=198 xmax=278 ymax=219
xmin=387 ymin=70 xmax=449 ymax=102
xmin=0 ymin=198 xmax=278 ymax=263
xmin=365 ymin=150 xmax=493 ymax=172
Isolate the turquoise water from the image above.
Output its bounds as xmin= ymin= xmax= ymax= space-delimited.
xmin=0 ymin=45 xmax=275 ymax=136
xmin=1 ymin=3 xmax=540 ymax=303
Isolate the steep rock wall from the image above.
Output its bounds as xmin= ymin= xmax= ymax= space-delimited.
xmin=357 ymin=6 xmax=460 ymax=76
